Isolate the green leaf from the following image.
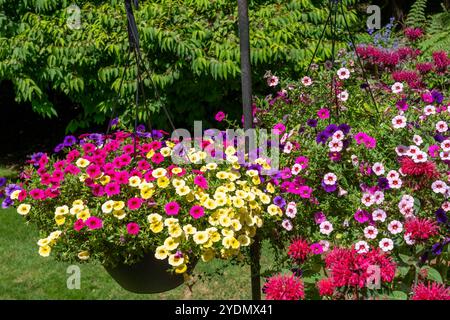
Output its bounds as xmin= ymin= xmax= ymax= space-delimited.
xmin=422 ymin=266 xmax=444 ymax=284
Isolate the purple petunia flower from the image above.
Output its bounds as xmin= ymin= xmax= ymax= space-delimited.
xmin=2 ymin=197 xmax=13 ymax=209
xmin=354 ymin=209 xmax=370 ymax=223
xmin=273 ymin=196 xmax=286 ymax=208
xmin=435 ymin=208 xmax=448 ymax=224
xmin=314 ymin=212 xmax=326 ymax=224
xmin=63 ymin=135 xmax=77 ymax=147
xmin=431 ymin=90 xmax=444 ymax=104
xmin=377 ymin=177 xmax=390 ymax=190
xmin=321 ymin=180 xmax=337 ymax=193
xmin=151 ymin=130 xmax=163 ymax=140
xmin=5 ymin=184 xmax=21 ymax=197
xmin=337 ymin=123 xmax=351 ymax=135
xmin=434 ymin=134 xmax=445 ymax=143
xmin=54 ymin=144 xmax=64 ymax=153
xmin=316 ymin=131 xmax=329 ymax=144
xmin=0 ymin=177 xmax=6 ymax=187
xmin=324 ymin=124 xmax=338 ymax=135
xmin=306 ymin=119 xmax=318 ymax=128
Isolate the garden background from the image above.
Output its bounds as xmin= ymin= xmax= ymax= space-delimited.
xmin=0 ymin=0 xmax=449 ymax=299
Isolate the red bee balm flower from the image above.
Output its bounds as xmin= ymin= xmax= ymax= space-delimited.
xmin=264 ymin=274 xmax=305 ymax=300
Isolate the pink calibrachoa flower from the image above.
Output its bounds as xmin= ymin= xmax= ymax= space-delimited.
xmin=411 ymin=282 xmax=450 ymax=300
xmin=310 ymin=243 xmax=323 ymax=254
xmin=126 ymin=222 xmax=140 ymax=235
xmin=194 ymin=175 xmax=208 ymax=189
xmin=263 ymin=274 xmax=305 ymax=300
xmin=85 ymin=216 xmax=103 ymax=230
xmin=73 ymin=219 xmax=85 ymax=232
xmin=189 ymin=205 xmax=205 ymax=219
xmin=317 ymin=108 xmax=330 ymax=119
xmin=86 ymin=165 xmax=101 ymax=178
xmin=29 ymin=189 xmax=45 ymax=200
xmin=273 ymin=123 xmax=286 ymax=135
xmin=165 ymin=201 xmax=180 ymax=215
xmin=151 ymin=153 xmax=164 ymax=164
xmin=127 ymin=197 xmax=143 ymax=210
xmin=105 ymin=183 xmax=120 ymax=196
xmin=214 ymin=111 xmax=226 ymax=122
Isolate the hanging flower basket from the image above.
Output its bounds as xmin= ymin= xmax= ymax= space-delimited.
xmin=104 ymin=252 xmax=190 ymax=294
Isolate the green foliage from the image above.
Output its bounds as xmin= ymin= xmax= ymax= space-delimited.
xmin=0 ymin=0 xmax=364 ymax=132
xmin=405 ymin=0 xmax=428 ymax=27
xmin=419 ymin=4 xmax=450 ymax=52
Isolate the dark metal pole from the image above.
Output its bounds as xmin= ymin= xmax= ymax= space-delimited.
xmin=237 ymin=0 xmax=261 ymax=301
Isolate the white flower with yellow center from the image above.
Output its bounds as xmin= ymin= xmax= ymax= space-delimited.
xmin=49 ymin=231 xmax=62 ymax=240
xmin=70 ymin=205 xmax=84 ymax=215
xmin=222 ymin=236 xmax=240 ymax=249
xmin=226 ymin=155 xmax=239 ymax=163
xmin=219 ymin=216 xmax=232 ymax=227
xmin=168 ymin=225 xmax=183 ymax=238
xmin=164 ymin=218 xmax=179 ymax=227
xmin=164 ymin=237 xmax=179 ymax=251
xmin=225 ymin=146 xmax=236 ymax=156
xmin=76 ymin=158 xmax=90 ymax=168
xmin=176 ymin=185 xmax=191 ymax=196
xmin=205 ymin=163 xmax=218 ymax=170
xmin=237 ymin=234 xmax=251 ymax=246
xmin=77 ymin=209 xmax=90 ymax=221
xmin=232 ymin=197 xmax=245 ymax=208
xmin=55 ymin=205 xmax=69 ymax=215
xmin=168 ymin=254 xmax=185 ymax=267
xmin=203 ymin=198 xmax=217 ymax=210
xmin=188 ymin=153 xmax=201 ymax=163
xmin=147 ymin=213 xmax=162 ymax=224
xmin=155 ymin=246 xmax=169 ymax=260
xmin=216 ymin=171 xmax=229 ymax=180
xmin=78 ymin=251 xmax=90 ymax=261
xmin=235 ymin=190 xmax=248 ymax=199
xmin=259 ymin=194 xmax=271 ymax=204
xmin=37 ymin=238 xmax=50 ymax=247
xmin=183 ymin=224 xmax=197 ymax=235
xmin=17 ymin=204 xmax=31 ymax=215
xmin=231 ymin=219 xmax=242 ymax=231
xmin=152 ymin=168 xmax=167 ymax=178
xmin=268 ymin=204 xmax=282 ymax=216
xmin=213 ymin=192 xmax=227 ymax=200
xmin=171 ymin=167 xmax=182 ymax=175
xmin=246 ymin=169 xmax=259 ymax=177
xmin=101 ymin=200 xmax=115 ymax=214
xmin=72 ymin=200 xmax=84 ymax=206
xmin=172 ymin=178 xmax=185 ymax=188
xmin=39 ymin=245 xmax=51 ymax=257
xmin=221 ymin=228 xmax=234 ymax=237
xmin=139 ymin=182 xmax=154 ymax=190
xmin=193 ymin=231 xmax=209 ymax=244
xmin=10 ymin=190 xmax=21 ymax=200
xmin=160 ymin=147 xmax=171 ymax=157
xmin=128 ymin=176 xmax=141 ymax=187
xmin=113 ymin=210 xmax=126 ymax=220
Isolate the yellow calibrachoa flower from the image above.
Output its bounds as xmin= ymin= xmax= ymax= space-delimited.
xmin=259 ymin=194 xmax=271 ymax=204
xmin=78 ymin=251 xmax=90 ymax=261
xmin=266 ymin=183 xmax=275 ymax=194
xmin=101 ymin=200 xmax=115 ymax=213
xmin=150 ymin=221 xmax=164 ymax=233
xmin=216 ymin=171 xmax=229 ymax=179
xmin=152 ymin=168 xmax=167 ymax=178
xmin=164 ymin=237 xmax=179 ymax=251
xmin=231 ymin=219 xmax=242 ymax=231
xmin=49 ymin=231 xmax=62 ymax=240
xmin=193 ymin=231 xmax=209 ymax=244
xmin=205 ymin=163 xmax=217 ymax=170
xmin=222 ymin=236 xmax=240 ymax=249
xmin=268 ymin=204 xmax=282 ymax=216
xmin=157 ymin=176 xmax=170 ymax=188
xmin=219 ymin=216 xmax=232 ymax=227
xmin=175 ymin=264 xmax=187 ymax=274
xmin=77 ymin=209 xmax=90 ymax=221
xmin=225 ymin=146 xmax=236 ymax=156
xmin=171 ymin=167 xmax=183 ymax=175
xmin=226 ymin=155 xmax=239 ymax=163
xmin=176 ymin=185 xmax=190 ymax=196
xmin=39 ymin=245 xmax=51 ymax=257
xmin=141 ymin=187 xmax=154 ymax=200
xmin=75 ymin=158 xmax=90 ymax=168
xmin=252 ymin=176 xmax=261 ymax=185
xmin=213 ymin=191 xmax=227 ymax=200
xmin=17 ymin=204 xmax=31 ymax=215
xmin=70 ymin=204 xmax=84 ymax=215
xmin=155 ymin=246 xmax=169 ymax=260
xmin=113 ymin=210 xmax=126 ymax=220
xmin=188 ymin=153 xmax=200 ymax=163
xmin=128 ymin=176 xmax=141 ymax=187
xmin=147 ymin=213 xmax=162 ymax=224
xmin=160 ymin=147 xmax=171 ymax=157
xmin=113 ymin=201 xmax=125 ymax=211
xmin=203 ymin=198 xmax=217 ymax=210
xmin=168 ymin=224 xmax=183 ymax=238
xmin=185 ymin=192 xmax=195 ymax=202
xmin=55 ymin=205 xmax=69 ymax=215
xmin=235 ymin=190 xmax=248 ymax=199
xmin=72 ymin=200 xmax=84 ymax=206
xmin=246 ymin=169 xmax=259 ymax=177
xmin=146 ymin=149 xmax=155 ymax=159
xmin=168 ymin=254 xmax=184 ymax=267
xmin=183 ymin=224 xmax=197 ymax=235
xmin=237 ymin=234 xmax=251 ymax=246
xmin=55 ymin=215 xmax=66 ymax=226
xmin=172 ymin=178 xmax=185 ymax=188
xmin=99 ymin=175 xmax=111 ymax=185
xmin=225 ymin=182 xmax=236 ymax=192
xmin=232 ymin=197 xmax=245 ymax=208
xmin=37 ymin=238 xmax=50 ymax=247
xmin=164 ymin=218 xmax=179 ymax=227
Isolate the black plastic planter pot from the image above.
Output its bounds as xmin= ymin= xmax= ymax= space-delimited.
xmin=104 ymin=253 xmax=185 ymax=294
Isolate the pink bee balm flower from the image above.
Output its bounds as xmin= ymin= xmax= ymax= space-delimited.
xmin=127 ymin=197 xmax=143 ymax=210
xmin=74 ymin=219 xmax=85 ymax=232
xmin=214 ymin=111 xmax=226 ymax=122
xmin=194 ymin=175 xmax=208 ymax=189
xmin=189 ymin=205 xmax=205 ymax=219
xmin=412 ymin=282 xmax=450 ymax=300
xmin=165 ymin=201 xmax=180 ymax=215
xmin=126 ymin=222 xmax=140 ymax=235
xmin=317 ymin=108 xmax=330 ymax=119
xmin=85 ymin=216 xmax=103 ymax=230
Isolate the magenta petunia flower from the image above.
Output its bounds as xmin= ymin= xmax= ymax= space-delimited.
xmin=30 ymin=189 xmax=45 ymax=200
xmin=273 ymin=123 xmax=286 ymax=135
xmin=151 ymin=153 xmax=164 ymax=164
xmin=74 ymin=219 xmax=85 ymax=232
xmin=86 ymin=165 xmax=101 ymax=178
xmin=127 ymin=197 xmax=143 ymax=210
xmin=105 ymin=183 xmax=120 ymax=196
xmin=194 ymin=175 xmax=208 ymax=189
xmin=215 ymin=111 xmax=226 ymax=122
xmin=317 ymin=108 xmax=330 ymax=119
xmin=126 ymin=222 xmax=140 ymax=235
xmin=165 ymin=201 xmax=180 ymax=215
xmin=85 ymin=216 xmax=103 ymax=230
xmin=310 ymin=243 xmax=324 ymax=255
xmin=189 ymin=205 xmax=205 ymax=219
